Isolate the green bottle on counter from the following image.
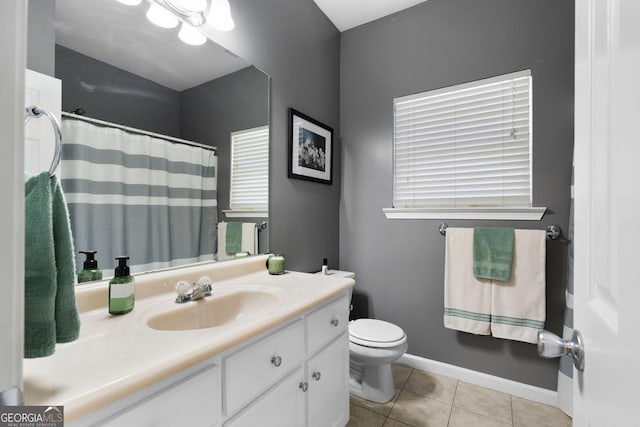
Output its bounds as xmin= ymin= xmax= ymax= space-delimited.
xmin=78 ymin=250 xmax=103 ymax=283
xmin=109 ymin=256 xmax=135 ymax=315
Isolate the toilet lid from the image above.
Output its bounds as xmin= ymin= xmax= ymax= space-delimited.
xmin=349 ymin=319 xmax=405 ymax=344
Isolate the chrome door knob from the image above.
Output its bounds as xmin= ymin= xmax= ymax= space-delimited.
xmin=537 ymin=329 xmax=585 ymax=371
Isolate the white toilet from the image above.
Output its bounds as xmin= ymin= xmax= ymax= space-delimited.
xmin=319 ymin=269 xmax=408 ymax=403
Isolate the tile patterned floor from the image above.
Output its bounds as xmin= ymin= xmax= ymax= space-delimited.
xmin=347 ymin=364 xmax=571 ymax=427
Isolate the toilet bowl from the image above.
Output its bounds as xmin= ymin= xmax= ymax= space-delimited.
xmin=348 ymin=318 xmax=408 ymax=403
xmin=316 ymin=269 xmax=408 ymax=403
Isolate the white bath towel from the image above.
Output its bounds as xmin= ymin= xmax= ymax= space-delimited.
xmin=490 ymin=229 xmax=546 ymax=343
xmin=217 ymin=222 xmax=258 ymax=261
xmin=444 ymin=227 xmax=492 ymax=335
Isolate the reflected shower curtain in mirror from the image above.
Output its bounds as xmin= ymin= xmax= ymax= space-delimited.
xmin=60 ymin=118 xmax=218 ymax=275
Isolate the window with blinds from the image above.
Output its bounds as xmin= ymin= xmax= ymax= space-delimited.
xmin=229 ymin=125 xmax=269 ymax=213
xmin=393 ymin=70 xmax=532 ymax=210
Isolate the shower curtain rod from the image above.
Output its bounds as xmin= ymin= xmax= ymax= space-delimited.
xmin=61 ymin=111 xmax=217 ymax=153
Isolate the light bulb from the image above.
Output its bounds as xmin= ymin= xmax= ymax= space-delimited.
xmin=146 ymin=3 xmax=179 ymax=28
xmin=178 ymin=22 xmax=207 ymax=46
xmin=207 ymin=0 xmax=235 ymax=31
xmin=116 ymin=0 xmax=142 ymax=5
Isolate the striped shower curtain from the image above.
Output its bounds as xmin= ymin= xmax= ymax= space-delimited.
xmin=60 ymin=118 xmax=217 ymax=275
xmin=557 ymin=162 xmax=574 ymax=416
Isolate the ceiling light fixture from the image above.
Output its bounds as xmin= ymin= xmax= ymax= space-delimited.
xmin=154 ymin=0 xmax=207 ymax=27
xmin=146 ymin=3 xmax=180 ymax=28
xmin=133 ymin=0 xmax=235 ymax=46
xmin=116 ymin=0 xmax=142 ymax=5
xmin=207 ymin=0 xmax=234 ymax=31
xmin=171 ymin=0 xmax=208 ymax=12
xmin=178 ymin=22 xmax=207 ymax=45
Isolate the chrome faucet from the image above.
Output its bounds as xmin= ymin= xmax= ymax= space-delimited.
xmin=175 ymin=276 xmax=213 ymax=304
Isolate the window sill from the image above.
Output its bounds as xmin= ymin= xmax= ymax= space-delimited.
xmin=223 ymin=210 xmax=268 ymax=218
xmin=382 ymin=207 xmax=546 ymax=221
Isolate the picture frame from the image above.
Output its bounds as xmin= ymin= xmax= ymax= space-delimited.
xmin=288 ymin=108 xmax=333 ymax=185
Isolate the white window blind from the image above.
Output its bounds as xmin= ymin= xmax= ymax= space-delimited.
xmin=229 ymin=125 xmax=269 ymax=212
xmin=393 ymin=70 xmax=532 ymax=209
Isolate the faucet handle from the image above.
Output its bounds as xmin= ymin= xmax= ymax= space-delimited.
xmin=175 ymin=280 xmax=193 ymax=297
xmin=198 ymin=276 xmax=213 ymax=287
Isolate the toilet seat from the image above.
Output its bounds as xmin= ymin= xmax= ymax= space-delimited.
xmin=349 ymin=319 xmax=406 ymax=348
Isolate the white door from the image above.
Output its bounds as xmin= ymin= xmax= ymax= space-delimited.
xmin=0 ymin=0 xmax=26 ymax=405
xmin=24 ymin=69 xmax=62 ymax=175
xmin=573 ymin=0 xmax=640 ymax=424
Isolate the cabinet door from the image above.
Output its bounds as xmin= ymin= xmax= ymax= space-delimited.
xmin=224 ymin=368 xmax=305 ymax=427
xmin=307 ymin=332 xmax=349 ymax=427
xmin=99 ymin=364 xmax=220 ymax=427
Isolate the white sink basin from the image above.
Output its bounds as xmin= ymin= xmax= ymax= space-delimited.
xmin=146 ymin=287 xmax=283 ymax=331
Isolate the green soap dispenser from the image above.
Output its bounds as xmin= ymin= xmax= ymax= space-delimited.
xmin=109 ymin=256 xmax=135 ymax=315
xmin=78 ymin=251 xmax=103 ymax=283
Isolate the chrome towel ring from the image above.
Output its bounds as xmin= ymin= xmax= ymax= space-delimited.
xmin=24 ymin=105 xmax=62 ymax=176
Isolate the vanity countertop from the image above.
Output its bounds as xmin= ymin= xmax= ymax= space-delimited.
xmin=22 ymin=255 xmax=355 ymax=423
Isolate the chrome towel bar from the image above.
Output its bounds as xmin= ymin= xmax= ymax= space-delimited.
xmin=438 ymin=223 xmax=562 ymax=240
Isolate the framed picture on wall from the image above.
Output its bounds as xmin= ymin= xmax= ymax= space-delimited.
xmin=288 ymin=108 xmax=333 ymax=185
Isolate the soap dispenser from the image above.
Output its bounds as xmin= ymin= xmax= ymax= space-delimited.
xmin=78 ymin=250 xmax=103 ymax=283
xmin=322 ymin=258 xmax=329 ymax=275
xmin=109 ymin=256 xmax=135 ymax=315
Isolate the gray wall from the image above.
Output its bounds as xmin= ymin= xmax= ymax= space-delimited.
xmin=55 ymin=45 xmax=182 ymax=138
xmin=209 ymin=0 xmax=342 ymax=272
xmin=339 ymin=0 xmax=574 ymax=390
xmin=180 ymin=66 xmax=269 ymax=250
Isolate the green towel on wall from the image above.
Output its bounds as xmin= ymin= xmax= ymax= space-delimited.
xmin=24 ymin=172 xmax=80 ymax=358
xmin=473 ymin=227 xmax=515 ymax=282
xmin=225 ymin=222 xmax=242 ymax=254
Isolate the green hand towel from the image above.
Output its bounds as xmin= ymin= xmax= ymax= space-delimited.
xmin=225 ymin=222 xmax=242 ymax=254
xmin=50 ymin=176 xmax=80 ymax=344
xmin=24 ymin=172 xmax=80 ymax=358
xmin=473 ymin=227 xmax=515 ymax=282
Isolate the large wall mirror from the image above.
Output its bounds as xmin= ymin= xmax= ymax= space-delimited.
xmin=52 ymin=0 xmax=269 ymax=279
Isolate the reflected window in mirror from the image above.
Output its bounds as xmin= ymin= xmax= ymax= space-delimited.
xmin=227 ymin=126 xmax=269 ymax=218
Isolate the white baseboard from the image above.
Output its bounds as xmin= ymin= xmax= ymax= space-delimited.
xmin=398 ymin=353 xmax=558 ymax=407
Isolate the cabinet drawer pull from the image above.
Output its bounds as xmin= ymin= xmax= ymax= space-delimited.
xmin=330 ymin=317 xmax=339 ymax=327
xmin=312 ymin=371 xmax=321 ymax=381
xmin=271 ymin=355 xmax=283 ymax=367
xmin=299 ymin=381 xmax=308 ymax=392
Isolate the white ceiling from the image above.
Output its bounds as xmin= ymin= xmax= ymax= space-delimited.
xmin=54 ymin=0 xmax=426 ymax=91
xmin=55 ymin=0 xmax=249 ymax=92
xmin=312 ymin=0 xmax=428 ymax=32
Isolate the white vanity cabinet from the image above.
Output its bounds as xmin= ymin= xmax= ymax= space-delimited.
xmin=306 ymin=333 xmax=349 ymax=427
xmin=95 ymin=363 xmax=221 ymax=427
xmin=72 ymin=291 xmax=350 ymax=427
xmin=223 ymin=293 xmax=350 ymax=427
xmin=224 ymin=368 xmax=305 ymax=427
